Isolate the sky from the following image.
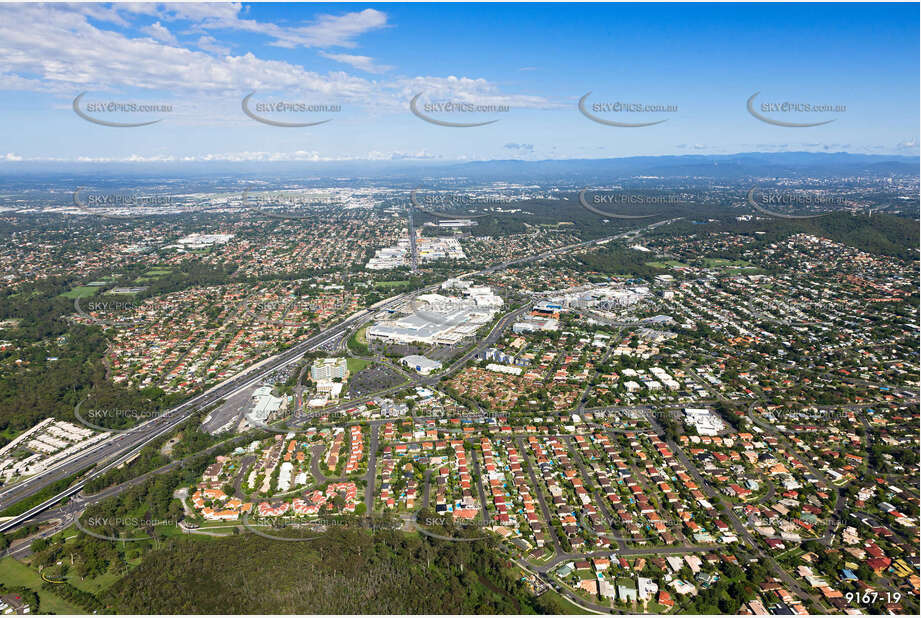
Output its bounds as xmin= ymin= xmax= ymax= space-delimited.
xmin=0 ymin=2 xmax=918 ymax=164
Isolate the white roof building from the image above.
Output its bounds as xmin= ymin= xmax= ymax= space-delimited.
xmin=401 ymin=355 xmax=443 ymax=375
xmin=252 ymin=391 xmax=284 ymax=421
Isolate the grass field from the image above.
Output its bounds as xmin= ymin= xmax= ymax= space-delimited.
xmin=374 ymin=280 xmax=409 ymax=288
xmin=347 ymin=357 xmax=371 ymax=373
xmin=134 ymin=267 xmax=173 ymax=284
xmin=501 ymin=564 xmax=588 ymax=615
xmin=60 ymin=286 xmax=99 ymax=299
xmin=647 ymin=601 xmax=671 ymax=613
xmin=546 ymin=590 xmax=594 ymax=614
xmin=0 ymin=557 xmax=86 ymax=614
xmin=69 ymin=569 xmax=122 ymax=595
xmin=702 ymin=258 xmax=757 ymax=270
xmin=645 ymin=260 xmax=692 ymax=269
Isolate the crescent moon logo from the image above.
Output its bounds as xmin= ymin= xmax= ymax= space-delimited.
xmin=73 ymin=296 xmax=143 ymax=327
xmin=72 ymin=186 xmax=87 ymax=210
xmin=578 ymin=92 xmax=668 ymax=128
xmin=746 ymin=92 xmax=835 ymax=128
xmin=241 ymin=511 xmax=321 ymax=542
xmin=73 ymin=397 xmax=154 ymax=434
xmin=412 ymin=512 xmax=488 ymax=542
xmin=75 ymin=516 xmax=153 ymax=542
xmin=578 ymin=188 xmax=659 ymax=219
xmin=410 ymin=187 xmax=488 ymax=218
xmin=746 ymin=187 xmax=831 ymax=219
xmin=409 ymin=93 xmax=499 ymax=128
xmin=241 ymin=188 xmax=319 ymax=221
xmin=71 ymin=187 xmax=151 ymax=220
xmin=241 ymin=92 xmax=333 ymax=127
xmin=72 ymin=92 xmax=163 ymax=128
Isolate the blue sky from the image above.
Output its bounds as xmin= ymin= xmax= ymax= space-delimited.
xmin=0 ymin=2 xmax=917 ymax=163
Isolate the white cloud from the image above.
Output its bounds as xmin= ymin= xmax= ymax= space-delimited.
xmin=196 ymin=35 xmax=231 ymax=56
xmin=68 ymin=3 xmax=135 ymax=28
xmin=320 ymin=52 xmax=392 ymax=74
xmin=0 ymin=5 xmax=556 ymax=123
xmin=130 ymin=4 xmax=388 ymax=49
xmin=2 ymin=149 xmax=446 ymax=163
xmin=141 ymin=21 xmax=178 ymax=45
xmin=0 ymin=5 xmax=374 ymax=96
xmin=393 ymin=75 xmax=560 ymax=109
xmin=276 ymin=9 xmax=389 ymax=49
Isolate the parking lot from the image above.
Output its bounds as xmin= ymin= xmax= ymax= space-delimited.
xmin=348 ymin=364 xmax=405 ymax=398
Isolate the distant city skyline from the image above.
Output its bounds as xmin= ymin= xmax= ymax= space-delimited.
xmin=0 ymin=2 xmax=918 ymax=163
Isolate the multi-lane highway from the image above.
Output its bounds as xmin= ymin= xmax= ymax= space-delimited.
xmin=0 ymin=219 xmax=671 ymax=535
xmin=0 ymin=298 xmax=404 ymax=533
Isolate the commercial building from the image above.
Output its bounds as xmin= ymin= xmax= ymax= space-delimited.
xmin=368 ymin=289 xmax=501 ymax=345
xmin=316 ymin=379 xmax=344 ymax=400
xmin=400 ymin=355 xmax=443 ymax=375
xmin=512 ymin=317 xmax=559 ymax=334
xmin=366 ymin=235 xmax=466 ymax=270
xmin=311 ymin=357 xmax=348 ymax=381
xmin=251 ymin=386 xmax=284 ymax=422
xmin=486 ymin=363 xmax=523 ymax=376
xmin=683 ymin=407 xmax=726 ymax=436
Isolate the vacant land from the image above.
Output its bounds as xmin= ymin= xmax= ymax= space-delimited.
xmin=60 ymin=286 xmax=99 ymax=299
xmin=0 ymin=557 xmax=85 ymax=615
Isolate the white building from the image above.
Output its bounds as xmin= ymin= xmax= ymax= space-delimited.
xmin=684 ymin=407 xmax=726 ymax=436
xmin=316 ymin=379 xmax=344 ymax=400
xmin=401 ymin=355 xmax=443 ymax=375
xmin=486 ymin=363 xmax=522 ymax=376
xmin=512 ymin=318 xmax=558 ymax=334
xmin=311 ymin=357 xmax=348 ymax=381
xmin=369 ymin=292 xmax=498 ymax=345
xmin=251 ymin=389 xmax=284 ymax=422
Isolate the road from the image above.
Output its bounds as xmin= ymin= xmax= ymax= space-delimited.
xmin=0 ymin=220 xmax=672 ymax=535
xmin=642 ymin=409 xmax=821 ymax=606
xmin=364 ymin=423 xmax=380 ymax=510
xmin=0 ymin=298 xmax=402 ymax=533
xmin=515 ymin=435 xmax=563 ymax=555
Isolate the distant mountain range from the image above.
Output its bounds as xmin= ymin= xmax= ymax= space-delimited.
xmin=1 ymin=152 xmax=917 ymax=183
xmin=447 ymin=152 xmax=920 ymax=181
